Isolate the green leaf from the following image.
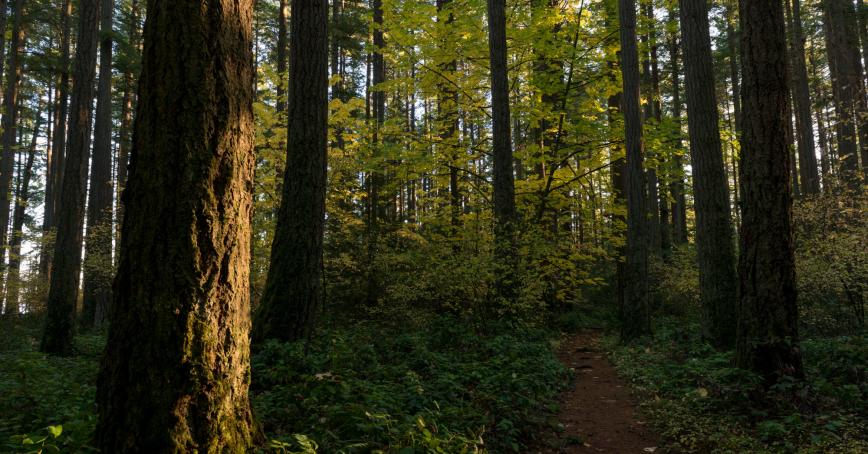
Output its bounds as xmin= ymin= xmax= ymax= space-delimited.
xmin=47 ymin=425 xmax=63 ymax=438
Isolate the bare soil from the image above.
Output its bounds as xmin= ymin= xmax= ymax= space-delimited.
xmin=532 ymin=330 xmax=658 ymax=453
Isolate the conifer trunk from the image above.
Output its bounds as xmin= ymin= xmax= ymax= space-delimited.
xmin=82 ymin=0 xmax=115 ymax=328
xmin=679 ymin=0 xmax=738 ymax=348
xmin=254 ymin=0 xmax=329 ymax=343
xmin=736 ymin=0 xmax=804 ymax=383
xmin=41 ymin=0 xmax=100 ymax=356
xmin=618 ymin=0 xmax=651 ymax=340
xmin=96 ymin=0 xmax=257 ymax=449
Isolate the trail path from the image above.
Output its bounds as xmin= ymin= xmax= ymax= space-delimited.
xmin=533 ymin=330 xmax=658 ymax=453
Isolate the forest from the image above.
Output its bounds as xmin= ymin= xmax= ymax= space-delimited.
xmin=0 ymin=0 xmax=866 ymax=452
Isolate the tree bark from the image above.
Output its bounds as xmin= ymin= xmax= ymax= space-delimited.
xmin=823 ymin=0 xmax=868 ymax=186
xmin=96 ymin=0 xmax=257 ymax=450
xmin=0 ymin=0 xmax=27 ymax=272
xmin=668 ymin=21 xmax=688 ymax=245
xmin=5 ymin=111 xmax=41 ymax=315
xmin=81 ymin=0 xmax=115 ymax=329
xmin=736 ymin=0 xmax=804 ymax=383
xmin=487 ymin=0 xmax=518 ymax=305
xmin=40 ymin=0 xmax=100 ymax=355
xmin=786 ymin=0 xmax=820 ymax=194
xmin=618 ymin=0 xmax=651 ymax=341
xmin=679 ymin=0 xmax=738 ymax=349
xmin=40 ymin=0 xmax=73 ymax=280
xmin=116 ymin=0 xmax=139 ymax=249
xmin=437 ymin=0 xmax=461 ymax=235
xmin=254 ymin=0 xmax=328 ymax=343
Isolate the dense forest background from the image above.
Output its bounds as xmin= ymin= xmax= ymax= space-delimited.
xmin=0 ymin=0 xmax=865 ymax=452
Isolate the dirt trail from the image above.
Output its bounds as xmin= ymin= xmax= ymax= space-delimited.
xmin=533 ymin=330 xmax=658 ymax=453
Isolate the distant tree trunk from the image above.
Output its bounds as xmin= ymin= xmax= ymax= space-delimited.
xmin=650 ymin=20 xmax=671 ymax=257
xmin=726 ymin=3 xmax=741 ymax=135
xmin=0 ymin=0 xmax=8 ymax=102
xmin=736 ymin=0 xmax=804 ymax=383
xmin=679 ymin=0 xmax=738 ymax=349
xmin=5 ymin=112 xmax=41 ymax=315
xmin=254 ymin=0 xmax=328 ymax=343
xmin=81 ymin=0 xmax=115 ymax=329
xmin=276 ymin=0 xmax=288 ymax=114
xmin=858 ymin=0 xmax=868 ymax=83
xmin=116 ymin=0 xmax=138 ymax=249
xmin=809 ymin=46 xmax=833 ymax=186
xmin=41 ymin=0 xmax=73 ymax=280
xmin=487 ymin=0 xmax=518 ymax=305
xmin=618 ymin=0 xmax=651 ymax=341
xmin=40 ymin=0 xmax=100 ymax=356
xmin=668 ymin=24 xmax=688 ymax=245
xmin=823 ymin=0 xmax=868 ymax=186
xmin=0 ymin=0 xmax=26 ymax=271
xmin=437 ymin=0 xmax=461 ymax=235
xmin=640 ymin=0 xmax=661 ymax=256
xmin=366 ymin=0 xmax=386 ymax=306
xmin=786 ymin=0 xmax=820 ymax=194
xmin=95 ymin=0 xmax=257 ymax=450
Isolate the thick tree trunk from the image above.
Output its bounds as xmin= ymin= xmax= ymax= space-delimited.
xmin=487 ymin=0 xmax=518 ymax=305
xmin=41 ymin=0 xmax=73 ymax=281
xmin=254 ymin=0 xmax=328 ymax=343
xmin=5 ymin=113 xmax=41 ymax=315
xmin=40 ymin=0 xmax=100 ymax=355
xmin=736 ymin=0 xmax=804 ymax=383
xmin=0 ymin=0 xmax=26 ymax=271
xmin=679 ymin=0 xmax=738 ymax=349
xmin=618 ymin=0 xmax=651 ymax=341
xmin=81 ymin=0 xmax=115 ymax=329
xmin=786 ymin=0 xmax=820 ymax=194
xmin=95 ymin=0 xmax=257 ymax=450
xmin=823 ymin=0 xmax=867 ymax=186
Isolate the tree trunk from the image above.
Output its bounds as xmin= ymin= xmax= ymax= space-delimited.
xmin=40 ymin=0 xmax=100 ymax=356
xmin=487 ymin=0 xmax=518 ymax=305
xmin=254 ymin=0 xmax=328 ymax=343
xmin=5 ymin=111 xmax=41 ymax=315
xmin=81 ymin=0 xmax=115 ymax=329
xmin=679 ymin=0 xmax=738 ymax=349
xmin=366 ymin=0 xmax=386 ymax=306
xmin=437 ymin=0 xmax=461 ymax=235
xmin=736 ymin=0 xmax=804 ymax=383
xmin=786 ymin=0 xmax=820 ymax=194
xmin=668 ymin=22 xmax=688 ymax=245
xmin=95 ymin=0 xmax=257 ymax=450
xmin=0 ymin=0 xmax=26 ymax=272
xmin=115 ymin=0 xmax=139 ymax=250
xmin=618 ymin=0 xmax=651 ymax=341
xmin=640 ymin=0 xmax=661 ymax=256
xmin=823 ymin=0 xmax=867 ymax=186
xmin=40 ymin=0 xmax=73 ymax=280
xmin=276 ymin=0 xmax=288 ymax=114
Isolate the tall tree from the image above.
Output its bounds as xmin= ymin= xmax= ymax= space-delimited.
xmin=96 ymin=0 xmax=257 ymax=449
xmin=41 ymin=0 xmax=100 ymax=355
xmin=736 ymin=0 xmax=804 ymax=382
xmin=0 ymin=0 xmax=27 ymax=271
xmin=254 ymin=0 xmax=329 ymax=342
xmin=115 ymin=0 xmax=140 ymax=247
xmin=41 ymin=0 xmax=73 ymax=280
xmin=618 ymin=0 xmax=651 ymax=340
xmin=679 ymin=0 xmax=738 ymax=348
xmin=5 ymin=109 xmax=41 ymax=315
xmin=668 ymin=15 xmax=688 ymax=245
xmin=487 ymin=0 xmax=518 ymax=305
xmin=81 ymin=0 xmax=116 ymax=328
xmin=438 ymin=0 xmax=461 ymax=234
xmin=786 ymin=0 xmax=820 ymax=194
xmin=823 ymin=0 xmax=868 ymax=185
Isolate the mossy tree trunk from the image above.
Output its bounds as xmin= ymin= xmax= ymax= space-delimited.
xmin=254 ymin=0 xmax=328 ymax=343
xmin=736 ymin=0 xmax=804 ymax=383
xmin=95 ymin=0 xmax=257 ymax=450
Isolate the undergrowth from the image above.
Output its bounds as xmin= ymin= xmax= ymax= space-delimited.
xmin=607 ymin=317 xmax=867 ymax=453
xmin=0 ymin=314 xmax=569 ymax=453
